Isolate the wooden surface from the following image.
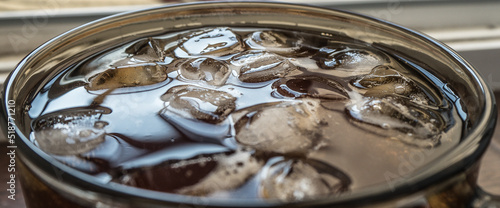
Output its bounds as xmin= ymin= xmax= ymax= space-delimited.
xmin=1 ymin=94 xmax=500 ymax=208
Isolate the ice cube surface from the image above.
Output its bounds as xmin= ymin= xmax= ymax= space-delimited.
xmin=177 ymin=149 xmax=262 ymax=196
xmin=161 ymin=85 xmax=237 ymax=124
xmin=125 ymin=37 xmax=165 ymax=62
xmin=314 ymin=45 xmax=389 ymax=72
xmin=33 ymin=108 xmax=111 ymax=155
xmin=86 ymin=63 xmax=168 ymax=91
xmin=160 ymin=85 xmax=237 ymax=145
xmin=271 ymin=76 xmax=349 ymax=100
xmin=231 ymin=51 xmax=298 ymax=83
xmin=346 ymin=93 xmax=444 ymax=147
xmin=235 ymin=100 xmax=325 ymax=156
xmin=178 ymin=58 xmax=230 ymax=86
xmin=175 ymin=27 xmax=244 ymax=58
xmin=245 ymin=30 xmax=304 ymax=54
xmin=259 ymin=158 xmax=348 ymax=201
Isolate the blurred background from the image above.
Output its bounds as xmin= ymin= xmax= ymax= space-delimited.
xmin=0 ymin=0 xmax=499 ymax=207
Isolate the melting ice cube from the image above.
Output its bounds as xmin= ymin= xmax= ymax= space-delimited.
xmin=271 ymin=76 xmax=349 ymax=100
xmin=230 ymin=50 xmax=299 ymax=83
xmin=125 ymin=37 xmax=165 ymax=62
xmin=234 ymin=99 xmax=326 ymax=156
xmin=177 ymin=149 xmax=262 ymax=196
xmin=314 ymin=44 xmax=389 ymax=74
xmin=86 ymin=63 xmax=168 ymax=91
xmin=160 ymin=85 xmax=237 ymax=146
xmin=32 ymin=107 xmax=111 ymax=155
xmin=259 ymin=157 xmax=350 ymax=201
xmin=245 ymin=30 xmax=305 ymax=55
xmin=178 ymin=58 xmax=231 ymax=86
xmin=345 ymin=92 xmax=445 ymax=147
xmin=174 ymin=27 xmax=244 ymax=58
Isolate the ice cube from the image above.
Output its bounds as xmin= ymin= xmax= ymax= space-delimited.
xmin=32 ymin=107 xmax=111 ymax=155
xmin=234 ymin=99 xmax=326 ymax=156
xmin=345 ymin=92 xmax=445 ymax=147
xmin=114 ymin=148 xmax=260 ymax=195
xmin=177 ymin=149 xmax=262 ymax=196
xmin=174 ymin=27 xmax=244 ymax=58
xmin=351 ymin=65 xmax=434 ymax=106
xmin=160 ymin=85 xmax=237 ymax=145
xmin=314 ymin=44 xmax=389 ymax=72
xmin=230 ymin=51 xmax=299 ymax=83
xmin=116 ymin=153 xmax=219 ymax=193
xmin=259 ymin=157 xmax=350 ymax=201
xmin=125 ymin=37 xmax=165 ymax=62
xmin=50 ymin=135 xmax=124 ymax=174
xmin=271 ymin=76 xmax=349 ymax=100
xmin=245 ymin=30 xmax=304 ymax=55
xmin=161 ymin=85 xmax=237 ymax=124
xmin=86 ymin=63 xmax=168 ymax=91
xmin=178 ymin=58 xmax=230 ymax=86
xmin=75 ymin=38 xmax=166 ymax=82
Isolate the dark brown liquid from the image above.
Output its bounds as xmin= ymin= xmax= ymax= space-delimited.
xmin=27 ymin=27 xmax=465 ymax=201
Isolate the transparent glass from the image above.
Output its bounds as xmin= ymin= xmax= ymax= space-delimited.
xmin=1 ymin=2 xmax=498 ymax=207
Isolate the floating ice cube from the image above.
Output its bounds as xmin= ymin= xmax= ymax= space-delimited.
xmin=234 ymin=100 xmax=326 ymax=156
xmin=174 ymin=27 xmax=244 ymax=58
xmin=245 ymin=30 xmax=304 ymax=55
xmin=74 ymin=38 xmax=166 ymax=83
xmin=271 ymin=76 xmax=349 ymax=100
xmin=161 ymin=85 xmax=237 ymax=124
xmin=114 ymin=148 xmax=260 ymax=195
xmin=345 ymin=92 xmax=445 ymax=147
xmin=177 ymin=149 xmax=262 ymax=196
xmin=33 ymin=108 xmax=111 ymax=155
xmin=116 ymin=153 xmax=219 ymax=193
xmin=351 ymin=65 xmax=435 ymax=107
xmin=50 ymin=135 xmax=124 ymax=174
xmin=259 ymin=157 xmax=350 ymax=201
xmin=125 ymin=37 xmax=165 ymax=62
xmin=160 ymin=85 xmax=237 ymax=145
xmin=178 ymin=58 xmax=230 ymax=86
xmin=314 ymin=44 xmax=389 ymax=73
xmin=86 ymin=63 xmax=168 ymax=91
xmin=230 ymin=51 xmax=299 ymax=83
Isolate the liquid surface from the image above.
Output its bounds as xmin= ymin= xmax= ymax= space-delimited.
xmin=27 ymin=27 xmax=464 ymax=201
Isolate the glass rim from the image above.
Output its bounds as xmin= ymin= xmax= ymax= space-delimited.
xmin=3 ymin=1 xmax=496 ymax=207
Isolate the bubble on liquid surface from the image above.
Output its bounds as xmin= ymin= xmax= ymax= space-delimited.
xmin=32 ymin=107 xmax=111 ymax=155
xmin=235 ymin=100 xmax=326 ymax=156
xmin=259 ymin=157 xmax=350 ymax=201
xmin=230 ymin=50 xmax=299 ymax=83
xmin=271 ymin=76 xmax=349 ymax=100
xmin=177 ymin=149 xmax=262 ymax=196
xmin=314 ymin=44 xmax=389 ymax=73
xmin=178 ymin=58 xmax=230 ymax=86
xmin=174 ymin=27 xmax=244 ymax=58
xmin=346 ymin=92 xmax=445 ymax=147
xmin=86 ymin=63 xmax=168 ymax=91
xmin=245 ymin=30 xmax=304 ymax=55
